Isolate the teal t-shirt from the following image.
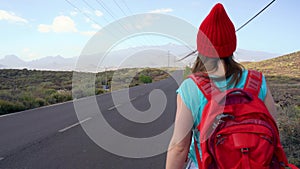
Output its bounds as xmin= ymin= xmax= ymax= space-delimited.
xmin=176 ymin=69 xmax=268 ymax=167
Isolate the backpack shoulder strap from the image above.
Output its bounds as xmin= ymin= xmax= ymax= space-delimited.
xmin=244 ymin=70 xmax=263 ymax=97
xmin=188 ymin=73 xmax=221 ymax=101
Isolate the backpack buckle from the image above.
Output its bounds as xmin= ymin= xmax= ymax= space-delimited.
xmin=241 ymin=148 xmax=249 ymax=153
xmin=216 ymin=114 xmax=235 ymax=120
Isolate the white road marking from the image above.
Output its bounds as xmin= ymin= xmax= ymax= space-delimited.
xmin=58 ymin=117 xmax=92 ymax=133
xmin=0 ymin=157 xmax=4 ymax=161
xmin=0 ymin=111 xmax=24 ymax=118
xmin=130 ymin=97 xmax=137 ymax=101
xmin=107 ymin=97 xmax=137 ymax=111
xmin=107 ymin=104 xmax=122 ymax=111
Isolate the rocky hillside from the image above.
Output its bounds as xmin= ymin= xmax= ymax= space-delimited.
xmin=243 ymin=51 xmax=300 ymax=78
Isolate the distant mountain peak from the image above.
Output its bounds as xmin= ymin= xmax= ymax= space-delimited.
xmin=46 ymin=55 xmax=63 ymax=58
xmin=1 ymin=55 xmax=26 ymax=67
xmin=4 ymin=54 xmax=23 ymax=60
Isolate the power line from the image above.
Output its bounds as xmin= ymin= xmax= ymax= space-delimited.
xmin=81 ymin=0 xmax=97 ymax=11
xmin=65 ymin=0 xmax=143 ymax=70
xmin=109 ymin=0 xmax=154 ymax=45
xmin=236 ymin=0 xmax=276 ymax=32
xmin=120 ymin=0 xmax=133 ymax=14
xmin=111 ymin=0 xmax=158 ymax=45
xmin=81 ymin=0 xmax=118 ymax=27
xmin=76 ymin=0 xmax=143 ymax=50
xmin=64 ymin=0 xmax=102 ymax=26
xmin=95 ymin=0 xmax=118 ymax=20
xmin=64 ymin=0 xmax=131 ymax=44
xmin=94 ymin=0 xmax=134 ymax=36
xmin=94 ymin=0 xmax=150 ymax=46
xmin=93 ymin=0 xmax=164 ymax=47
xmin=112 ymin=0 xmax=128 ymax=16
xmin=82 ymin=0 xmax=128 ymax=36
xmin=177 ymin=50 xmax=197 ymax=61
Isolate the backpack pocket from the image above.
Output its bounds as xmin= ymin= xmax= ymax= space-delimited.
xmin=213 ymin=124 xmax=275 ymax=169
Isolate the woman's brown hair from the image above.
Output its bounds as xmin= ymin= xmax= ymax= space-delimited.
xmin=191 ymin=53 xmax=244 ymax=87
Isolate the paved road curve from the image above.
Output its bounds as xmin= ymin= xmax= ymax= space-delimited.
xmin=0 ymin=73 xmax=182 ymax=169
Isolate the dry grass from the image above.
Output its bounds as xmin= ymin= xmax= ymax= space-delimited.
xmin=243 ymin=51 xmax=300 ymax=78
xmin=242 ymin=51 xmax=300 ymax=167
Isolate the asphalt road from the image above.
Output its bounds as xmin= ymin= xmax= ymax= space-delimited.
xmin=0 ymin=72 xmax=183 ymax=169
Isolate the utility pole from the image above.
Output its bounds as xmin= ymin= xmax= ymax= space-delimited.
xmin=104 ymin=67 xmax=108 ymax=90
xmin=174 ymin=54 xmax=176 ymax=67
xmin=105 ymin=67 xmax=107 ymax=86
xmin=167 ymin=50 xmax=170 ymax=67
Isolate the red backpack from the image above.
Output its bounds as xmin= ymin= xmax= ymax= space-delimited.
xmin=189 ymin=70 xmax=297 ymax=169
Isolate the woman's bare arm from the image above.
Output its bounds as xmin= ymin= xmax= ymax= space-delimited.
xmin=264 ymin=86 xmax=278 ymax=119
xmin=166 ymin=94 xmax=193 ymax=169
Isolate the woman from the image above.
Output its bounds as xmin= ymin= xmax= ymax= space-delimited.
xmin=165 ymin=3 xmax=276 ymax=169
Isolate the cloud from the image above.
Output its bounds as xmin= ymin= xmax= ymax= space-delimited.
xmin=83 ymin=9 xmax=92 ymax=15
xmin=80 ymin=31 xmax=97 ymax=36
xmin=85 ymin=17 xmax=91 ymax=23
xmin=80 ymin=23 xmax=102 ymax=37
xmin=70 ymin=11 xmax=78 ymax=16
xmin=38 ymin=24 xmax=52 ymax=33
xmin=95 ymin=10 xmax=103 ymax=17
xmin=149 ymin=8 xmax=173 ymax=14
xmin=23 ymin=48 xmax=30 ymax=52
xmin=91 ymin=23 xmax=101 ymax=30
xmin=0 ymin=10 xmax=28 ymax=23
xmin=38 ymin=15 xmax=77 ymax=33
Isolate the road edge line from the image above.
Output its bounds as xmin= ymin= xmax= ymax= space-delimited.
xmin=58 ymin=117 xmax=92 ymax=133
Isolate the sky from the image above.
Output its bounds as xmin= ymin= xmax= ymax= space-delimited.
xmin=0 ymin=0 xmax=299 ymax=61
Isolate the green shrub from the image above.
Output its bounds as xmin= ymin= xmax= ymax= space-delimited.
xmin=95 ymin=88 xmax=106 ymax=95
xmin=277 ymin=105 xmax=300 ymax=167
xmin=20 ymin=92 xmax=39 ymax=109
xmin=47 ymin=91 xmax=72 ymax=104
xmin=0 ymin=100 xmax=25 ymax=115
xmin=43 ymin=89 xmax=56 ymax=96
xmin=35 ymin=98 xmax=46 ymax=107
xmin=139 ymin=75 xmax=152 ymax=83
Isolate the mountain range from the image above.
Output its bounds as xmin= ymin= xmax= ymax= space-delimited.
xmin=0 ymin=44 xmax=279 ymax=71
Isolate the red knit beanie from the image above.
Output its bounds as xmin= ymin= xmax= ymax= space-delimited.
xmin=197 ymin=3 xmax=236 ymax=58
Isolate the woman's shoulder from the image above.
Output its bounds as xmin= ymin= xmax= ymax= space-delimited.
xmin=181 ymin=77 xmax=195 ymax=86
xmin=177 ymin=78 xmax=198 ymax=92
xmin=240 ymin=69 xmax=267 ymax=82
xmin=242 ymin=69 xmax=266 ymax=76
xmin=177 ymin=77 xmax=203 ymax=99
xmin=240 ymin=69 xmax=268 ymax=100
